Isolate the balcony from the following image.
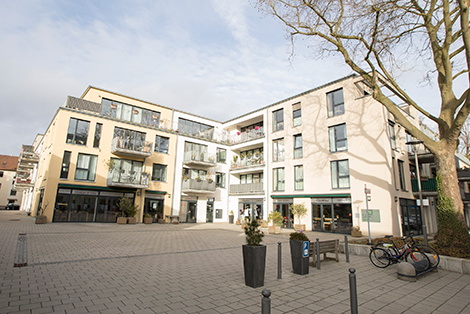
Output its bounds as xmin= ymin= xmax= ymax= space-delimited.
xmin=229 ymin=182 xmax=264 ymax=195
xmin=107 ymin=171 xmax=149 ymax=189
xmin=14 ymin=177 xmax=34 ymax=189
xmin=230 ymin=156 xmax=265 ymax=171
xmin=19 ymin=145 xmax=39 ymax=163
xmin=111 ymin=137 xmax=152 ymax=158
xmin=231 ymin=128 xmax=265 ymax=144
xmin=183 ymin=151 xmax=216 ymax=168
xmin=181 ymin=179 xmax=216 ymax=193
xmin=411 ymin=178 xmax=437 ymax=193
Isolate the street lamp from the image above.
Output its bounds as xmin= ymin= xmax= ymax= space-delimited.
xmin=406 ymin=139 xmax=428 ymax=245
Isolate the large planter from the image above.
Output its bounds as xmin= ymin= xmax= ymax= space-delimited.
xmin=290 ymin=240 xmax=310 ymax=275
xmin=35 ymin=215 xmax=47 ymax=224
xmin=351 ymin=230 xmax=362 ymax=237
xmin=127 ymin=217 xmax=137 ymax=224
xmin=242 ymin=244 xmax=266 ymax=288
xmin=117 ymin=217 xmax=127 ymax=224
xmin=294 ymin=224 xmax=306 ymax=231
xmin=229 ymin=215 xmax=234 ymax=224
xmin=143 ymin=217 xmax=152 ymax=224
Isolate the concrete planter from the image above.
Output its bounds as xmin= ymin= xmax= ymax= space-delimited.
xmin=143 ymin=217 xmax=152 ymax=224
xmin=127 ymin=217 xmax=137 ymax=224
xmin=35 ymin=215 xmax=47 ymax=224
xmin=117 ymin=217 xmax=127 ymax=224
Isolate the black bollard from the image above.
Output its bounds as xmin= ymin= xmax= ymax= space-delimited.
xmin=278 ymin=242 xmax=282 ymax=279
xmin=349 ymin=268 xmax=358 ymax=314
xmin=345 ymin=235 xmax=350 ymax=263
xmin=261 ymin=289 xmax=271 ymax=314
xmin=316 ymin=238 xmax=321 ymax=270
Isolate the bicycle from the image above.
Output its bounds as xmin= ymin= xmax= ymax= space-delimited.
xmin=369 ymin=236 xmax=430 ymax=269
xmin=403 ymin=235 xmax=440 ymax=269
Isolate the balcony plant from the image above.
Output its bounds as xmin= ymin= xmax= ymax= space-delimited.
xmin=289 ymin=231 xmax=310 ymax=275
xmin=290 ymin=203 xmax=308 ymax=231
xmin=242 ymin=219 xmax=266 ymax=288
xmin=117 ymin=197 xmax=138 ymax=224
xmin=267 ymin=211 xmax=283 ymax=234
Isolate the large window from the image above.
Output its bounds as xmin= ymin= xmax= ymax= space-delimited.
xmin=295 ymin=165 xmax=304 ymax=190
xmin=111 ymin=159 xmax=144 ymax=184
xmin=273 ymin=138 xmax=285 ymax=162
xmin=327 ymin=89 xmax=345 ymax=117
xmin=113 ymin=128 xmax=146 ymax=151
xmin=93 ymin=123 xmax=102 ymax=148
xmin=60 ymin=151 xmax=71 ymax=179
xmin=331 ymin=160 xmax=350 ymax=189
xmin=240 ymin=173 xmax=263 ymax=184
xmin=178 ymin=118 xmax=214 ymax=139
xmin=152 ymin=164 xmax=167 ymax=182
xmin=389 ymin=121 xmax=397 ymax=150
xmin=155 ymin=135 xmax=169 ymax=154
xmin=294 ymin=134 xmax=303 ymax=159
xmin=216 ymin=172 xmax=226 ymax=188
xmin=293 ymin=102 xmax=302 ymax=127
xmin=184 ymin=142 xmax=208 ymax=161
xmin=217 ymin=148 xmax=226 ymax=163
xmin=329 ymin=123 xmax=347 ymax=152
xmin=273 ymin=168 xmax=285 ymax=191
xmin=75 ymin=154 xmax=98 ymax=181
xmin=398 ymin=160 xmax=406 ymax=190
xmin=101 ymin=98 xmax=160 ymax=127
xmin=67 ymin=118 xmax=90 ymax=145
xmin=183 ymin=168 xmax=207 ymax=180
xmin=273 ymin=109 xmax=284 ymax=132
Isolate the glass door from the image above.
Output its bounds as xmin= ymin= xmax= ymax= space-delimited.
xmin=311 ymin=204 xmax=333 ymax=232
xmin=276 ymin=203 xmax=293 ymax=228
xmin=187 ymin=201 xmax=197 ymax=223
xmin=206 ymin=201 xmax=214 ymax=223
xmin=312 ymin=204 xmax=322 ymax=231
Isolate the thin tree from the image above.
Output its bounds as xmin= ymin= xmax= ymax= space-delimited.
xmin=459 ymin=118 xmax=470 ymax=158
xmin=257 ymin=0 xmax=469 ymax=219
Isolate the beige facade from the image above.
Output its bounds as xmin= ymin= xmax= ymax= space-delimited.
xmin=0 ymin=155 xmax=22 ymax=208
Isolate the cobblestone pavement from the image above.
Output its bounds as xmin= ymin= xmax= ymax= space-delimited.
xmin=1 ymin=210 xmax=470 ymax=314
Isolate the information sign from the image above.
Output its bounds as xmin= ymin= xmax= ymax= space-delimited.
xmin=303 ymin=241 xmax=309 ymax=258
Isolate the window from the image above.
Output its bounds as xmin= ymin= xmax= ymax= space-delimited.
xmin=184 ymin=142 xmax=208 ymax=161
xmin=60 ymin=151 xmax=72 ymax=179
xmin=10 ymin=190 xmax=17 ymax=196
xmin=216 ymin=172 xmax=226 ymax=188
xmin=273 ymin=168 xmax=285 ymax=191
xmin=295 ymin=165 xmax=304 ymax=190
xmin=273 ymin=138 xmax=285 ymax=162
xmin=327 ymin=89 xmax=345 ymax=117
xmin=178 ymin=118 xmax=214 ymax=139
xmin=293 ymin=103 xmax=301 ymax=127
xmin=216 ymin=209 xmax=223 ymax=219
xmin=75 ymin=154 xmax=98 ymax=181
xmin=217 ymin=148 xmax=226 ymax=163
xmin=93 ymin=123 xmax=102 ymax=148
xmin=114 ymin=128 xmax=146 ymax=151
xmin=111 ymin=159 xmax=143 ymax=184
xmin=66 ymin=118 xmax=90 ymax=145
xmin=398 ymin=160 xmax=406 ymax=190
xmin=329 ymin=123 xmax=348 ymax=152
xmin=0 ymin=171 xmax=3 ymax=177
xmin=392 ymin=157 xmax=398 ymax=190
xmin=273 ymin=108 xmax=284 ymax=132
xmin=389 ymin=121 xmax=397 ymax=150
xmin=183 ymin=168 xmax=207 ymax=180
xmin=152 ymin=164 xmax=167 ymax=182
xmin=101 ymin=98 xmax=160 ymax=127
xmin=155 ymin=135 xmax=169 ymax=154
xmin=294 ymin=134 xmax=303 ymax=159
xmin=331 ymin=160 xmax=350 ymax=189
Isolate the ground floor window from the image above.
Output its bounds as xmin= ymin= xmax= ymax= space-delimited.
xmin=400 ymin=198 xmax=422 ymax=236
xmin=312 ymin=198 xmax=352 ymax=234
xmin=238 ymin=198 xmax=263 ymax=221
xmin=273 ymin=198 xmax=293 ymax=228
xmin=144 ymin=196 xmax=164 ymax=222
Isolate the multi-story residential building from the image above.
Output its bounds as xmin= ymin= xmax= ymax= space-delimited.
xmin=0 ymin=155 xmax=22 ymax=208
xmin=24 ymin=74 xmax=458 ymax=237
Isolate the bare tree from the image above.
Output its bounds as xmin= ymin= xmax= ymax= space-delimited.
xmin=257 ymin=0 xmax=470 ymax=218
xmin=459 ymin=118 xmax=470 ymax=158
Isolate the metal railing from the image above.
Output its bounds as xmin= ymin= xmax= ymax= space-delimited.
xmin=107 ymin=171 xmax=149 ymax=188
xmin=411 ymin=178 xmax=437 ymax=192
xmin=229 ymin=182 xmax=264 ymax=194
xmin=181 ymin=179 xmax=216 ymax=192
xmin=111 ymin=137 xmax=153 ymax=155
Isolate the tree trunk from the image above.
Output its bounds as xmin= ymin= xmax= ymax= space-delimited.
xmin=434 ymin=148 xmax=463 ymax=215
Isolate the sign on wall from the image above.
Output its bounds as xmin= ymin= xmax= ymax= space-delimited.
xmin=361 ymin=209 xmax=381 ymax=223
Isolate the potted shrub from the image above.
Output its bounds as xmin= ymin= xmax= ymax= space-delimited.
xmin=143 ymin=213 xmax=153 ymax=224
xmin=35 ymin=202 xmax=48 ymax=224
xmin=289 ymin=231 xmax=310 ymax=275
xmin=351 ymin=225 xmax=362 ymax=237
xmin=229 ymin=210 xmax=234 ymax=224
xmin=242 ymin=219 xmax=266 ymax=288
xmin=117 ymin=197 xmax=138 ymax=224
xmin=290 ymin=203 xmax=308 ymax=231
xmin=267 ymin=211 xmax=283 ymax=234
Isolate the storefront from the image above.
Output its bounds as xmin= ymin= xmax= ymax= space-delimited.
xmin=238 ymin=198 xmax=264 ymax=221
xmin=53 ymin=187 xmax=135 ymax=222
xmin=180 ymin=195 xmax=198 ymax=223
xmin=144 ymin=192 xmax=165 ymax=223
xmin=312 ymin=197 xmax=352 ymax=234
xmin=273 ymin=198 xmax=293 ymax=228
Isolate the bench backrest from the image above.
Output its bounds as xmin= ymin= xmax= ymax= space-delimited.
xmin=310 ymin=239 xmax=339 ymax=254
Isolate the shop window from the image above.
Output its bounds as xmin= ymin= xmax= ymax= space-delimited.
xmin=152 ymin=164 xmax=167 ymax=182
xmin=273 ymin=108 xmax=284 ymax=132
xmin=60 ymin=151 xmax=71 ymax=179
xmin=331 ymin=160 xmax=350 ymax=189
xmin=329 ymin=123 xmax=347 ymax=152
xmin=155 ymin=135 xmax=169 ymax=154
xmin=66 ymin=118 xmax=90 ymax=145
xmin=75 ymin=153 xmax=98 ymax=181
xmin=327 ymin=88 xmax=344 ymax=117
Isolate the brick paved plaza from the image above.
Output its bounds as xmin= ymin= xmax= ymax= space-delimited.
xmin=1 ymin=211 xmax=470 ymax=314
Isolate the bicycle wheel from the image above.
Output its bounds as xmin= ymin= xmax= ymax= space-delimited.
xmin=405 ymin=250 xmax=430 ymax=270
xmin=413 ymin=245 xmax=440 ymax=268
xmin=369 ymin=248 xmax=391 ymax=268
xmin=385 ymin=246 xmax=399 ymax=260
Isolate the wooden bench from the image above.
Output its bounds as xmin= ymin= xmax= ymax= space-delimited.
xmin=309 ymin=239 xmax=340 ymax=267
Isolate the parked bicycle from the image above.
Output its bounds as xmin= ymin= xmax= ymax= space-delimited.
xmin=369 ymin=236 xmax=430 ymax=269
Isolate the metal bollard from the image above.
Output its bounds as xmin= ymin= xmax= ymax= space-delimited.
xmin=345 ymin=235 xmax=350 ymax=263
xmin=261 ymin=289 xmax=271 ymax=314
xmin=278 ymin=242 xmax=282 ymax=279
xmin=423 ymin=225 xmax=428 ymax=246
xmin=316 ymin=238 xmax=321 ymax=270
xmin=349 ymin=268 xmax=358 ymax=314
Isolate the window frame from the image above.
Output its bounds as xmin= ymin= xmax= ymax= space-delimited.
xmin=294 ymin=165 xmax=304 ymax=191
xmin=389 ymin=121 xmax=397 ymax=150
xmin=152 ymin=164 xmax=167 ymax=182
xmin=216 ymin=148 xmax=226 ymax=163
xmin=294 ymin=134 xmax=303 ymax=159
xmin=273 ymin=108 xmax=284 ymax=132
xmin=93 ymin=123 xmax=102 ymax=148
xmin=216 ymin=172 xmax=226 ymax=188
xmin=329 ymin=123 xmax=348 ymax=153
xmin=273 ymin=138 xmax=285 ymax=162
xmin=60 ymin=151 xmax=72 ymax=179
xmin=273 ymin=167 xmax=285 ymax=192
xmin=327 ymin=88 xmax=345 ymax=118
xmin=155 ymin=135 xmax=169 ymax=154
xmin=293 ymin=108 xmax=302 ymax=127
xmin=331 ymin=159 xmax=350 ymax=189
xmin=66 ymin=118 xmax=90 ymax=146
xmin=74 ymin=153 xmax=98 ymax=181
xmin=398 ymin=159 xmax=406 ymax=190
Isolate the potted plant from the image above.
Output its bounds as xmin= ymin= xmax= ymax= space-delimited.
xmin=35 ymin=201 xmax=48 ymax=224
xmin=242 ymin=219 xmax=266 ymax=288
xmin=117 ymin=197 xmax=138 ymax=224
xmin=143 ymin=213 xmax=153 ymax=224
xmin=351 ymin=225 xmax=362 ymax=237
xmin=290 ymin=203 xmax=308 ymax=231
xmin=267 ymin=211 xmax=283 ymax=234
xmin=229 ymin=210 xmax=234 ymax=224
xmin=289 ymin=231 xmax=310 ymax=275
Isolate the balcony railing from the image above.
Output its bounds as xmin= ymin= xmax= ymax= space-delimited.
xmin=107 ymin=171 xmax=149 ymax=189
xmin=231 ymin=156 xmax=265 ymax=170
xmin=14 ymin=177 xmax=34 ymax=189
xmin=411 ymin=178 xmax=437 ymax=192
xmin=181 ymin=179 xmax=216 ymax=193
xmin=229 ymin=182 xmax=264 ymax=194
xmin=183 ymin=151 xmax=216 ymax=167
xmin=19 ymin=145 xmax=39 ymax=163
xmin=111 ymin=137 xmax=152 ymax=158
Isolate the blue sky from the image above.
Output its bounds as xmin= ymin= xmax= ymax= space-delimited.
xmin=0 ymin=0 xmax=442 ymax=156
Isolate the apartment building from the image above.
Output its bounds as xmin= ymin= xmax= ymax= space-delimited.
xmin=23 ymin=74 xmax=441 ymax=236
xmin=0 ymin=155 xmax=22 ymax=208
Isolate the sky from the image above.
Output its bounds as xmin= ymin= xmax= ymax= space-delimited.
xmin=0 ymin=0 xmax=445 ymax=156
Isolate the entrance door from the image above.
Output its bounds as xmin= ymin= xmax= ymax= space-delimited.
xmin=144 ymin=199 xmax=164 ymax=222
xmin=206 ymin=201 xmax=214 ymax=223
xmin=275 ymin=203 xmax=294 ymax=228
xmin=311 ymin=204 xmax=333 ymax=232
xmin=400 ymin=199 xmax=422 ymax=236
xmin=187 ymin=201 xmax=197 ymax=223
